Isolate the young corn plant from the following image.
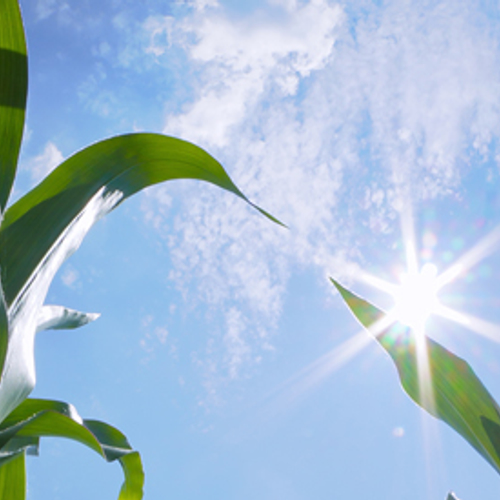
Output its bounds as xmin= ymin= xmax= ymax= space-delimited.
xmin=332 ymin=278 xmax=500 ymax=500
xmin=0 ymin=1 xmax=279 ymax=497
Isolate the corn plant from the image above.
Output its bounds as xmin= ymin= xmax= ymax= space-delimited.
xmin=0 ymin=1 xmax=278 ymax=497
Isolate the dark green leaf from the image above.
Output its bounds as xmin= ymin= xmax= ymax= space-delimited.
xmin=331 ymin=278 xmax=500 ymax=475
xmin=0 ymin=0 xmax=28 ymax=212
xmin=0 ymin=398 xmax=144 ymax=500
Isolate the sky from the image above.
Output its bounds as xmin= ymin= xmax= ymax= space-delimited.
xmin=11 ymin=0 xmax=500 ymax=498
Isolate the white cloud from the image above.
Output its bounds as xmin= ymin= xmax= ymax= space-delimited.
xmin=139 ymin=0 xmax=500 ymax=393
xmin=35 ymin=0 xmax=66 ymax=20
xmin=24 ymin=141 xmax=64 ymax=185
xmin=392 ymin=426 xmax=405 ymax=438
xmin=190 ymin=0 xmax=220 ymax=11
xmin=61 ymin=265 xmax=79 ymax=289
xmin=223 ymin=308 xmax=249 ymax=379
xmin=155 ymin=327 xmax=169 ymax=344
xmin=78 ymin=65 xmax=117 ymax=118
xmin=140 ymin=186 xmax=173 ymax=233
xmin=157 ymin=0 xmax=343 ymax=147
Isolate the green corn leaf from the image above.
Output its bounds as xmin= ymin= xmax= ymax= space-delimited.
xmin=331 ymin=278 xmax=500 ymax=475
xmin=0 ymin=398 xmax=144 ymax=500
xmin=36 ymin=305 xmax=100 ymax=333
xmin=0 ymin=133 xmax=278 ymax=308
xmin=0 ymin=0 xmax=28 ymax=212
xmin=0 ymin=435 xmax=38 ymax=456
xmin=0 ymin=132 xmax=281 ymax=423
xmin=0 ymin=452 xmax=26 ymax=500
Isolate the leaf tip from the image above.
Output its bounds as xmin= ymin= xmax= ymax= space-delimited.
xmin=252 ymin=204 xmax=287 ymax=228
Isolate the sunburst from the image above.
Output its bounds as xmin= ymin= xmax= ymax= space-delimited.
xmin=275 ymin=214 xmax=500 ymax=412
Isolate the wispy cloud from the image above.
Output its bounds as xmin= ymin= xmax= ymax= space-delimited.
xmin=137 ymin=0 xmax=500 ymax=388
xmin=224 ymin=308 xmax=250 ymax=379
xmin=35 ymin=0 xmax=68 ymax=21
xmin=161 ymin=0 xmax=343 ymax=146
xmin=77 ymin=66 xmax=117 ymax=118
xmin=23 ymin=141 xmax=64 ymax=185
xmin=60 ymin=265 xmax=80 ymax=289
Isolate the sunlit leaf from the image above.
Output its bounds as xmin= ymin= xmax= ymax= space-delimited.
xmin=0 ymin=0 xmax=27 ymax=212
xmin=331 ymin=278 xmax=500 ymax=475
xmin=0 ymin=133 xmax=279 ymax=308
xmin=447 ymin=492 xmax=460 ymax=500
xmin=0 ymin=132 xmax=281 ymax=423
xmin=0 ymin=452 xmax=25 ymax=500
xmin=36 ymin=305 xmax=100 ymax=333
xmin=0 ymin=398 xmax=144 ymax=500
xmin=0 ymin=291 xmax=8 ymax=396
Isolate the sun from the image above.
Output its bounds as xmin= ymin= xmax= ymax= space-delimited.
xmin=274 ymin=223 xmax=500 ymax=428
xmin=391 ymin=262 xmax=440 ymax=333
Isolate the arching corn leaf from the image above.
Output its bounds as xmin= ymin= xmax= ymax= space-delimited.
xmin=0 ymin=0 xmax=27 ymax=212
xmin=0 ymin=398 xmax=144 ymax=500
xmin=0 ymin=133 xmax=278 ymax=307
xmin=0 ymin=132 xmax=281 ymax=425
xmin=331 ymin=278 xmax=500 ymax=476
xmin=36 ymin=305 xmax=100 ymax=333
xmin=0 ymin=452 xmax=26 ymax=500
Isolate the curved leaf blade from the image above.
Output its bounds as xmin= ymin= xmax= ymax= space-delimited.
xmin=0 ymin=0 xmax=28 ymax=212
xmin=331 ymin=278 xmax=500 ymax=475
xmin=0 ymin=133 xmax=281 ymax=421
xmin=0 ymin=132 xmax=277 ymax=307
xmin=0 ymin=398 xmax=144 ymax=500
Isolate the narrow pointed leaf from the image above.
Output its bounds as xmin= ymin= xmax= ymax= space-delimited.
xmin=447 ymin=493 xmax=460 ymax=500
xmin=0 ymin=398 xmax=144 ymax=500
xmin=331 ymin=278 xmax=500 ymax=475
xmin=36 ymin=305 xmax=100 ymax=333
xmin=0 ymin=452 xmax=26 ymax=500
xmin=0 ymin=0 xmax=28 ymax=212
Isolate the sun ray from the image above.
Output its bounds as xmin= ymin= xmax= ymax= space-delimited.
xmin=248 ymin=331 xmax=379 ymax=440
xmin=435 ymin=225 xmax=500 ymax=290
xmin=399 ymin=195 xmax=419 ymax=275
xmin=436 ymin=304 xmax=500 ymax=343
xmin=265 ymin=331 xmax=372 ymax=409
xmin=262 ymin=317 xmax=401 ymax=416
xmin=359 ymin=271 xmax=399 ymax=295
xmin=283 ymin=332 xmax=372 ymax=395
xmin=330 ymin=205 xmax=500 ymax=496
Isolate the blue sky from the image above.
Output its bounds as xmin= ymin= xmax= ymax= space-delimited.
xmin=12 ymin=0 xmax=500 ymax=498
